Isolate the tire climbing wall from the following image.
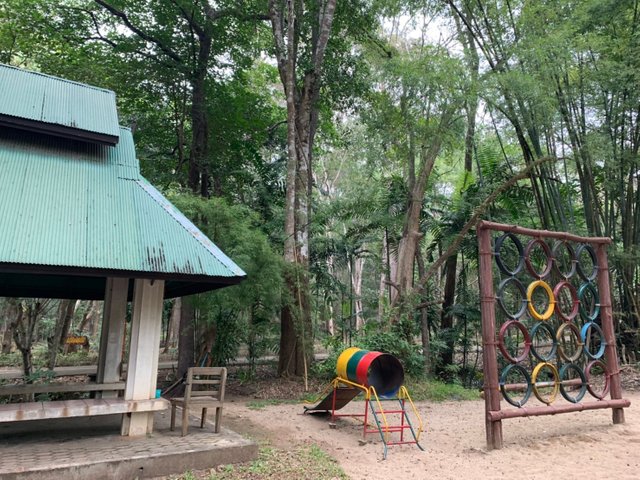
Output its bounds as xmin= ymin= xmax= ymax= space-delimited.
xmin=477 ymin=220 xmax=630 ymax=450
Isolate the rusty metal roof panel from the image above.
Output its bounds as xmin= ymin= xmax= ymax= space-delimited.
xmin=0 ymin=126 xmax=246 ymax=285
xmin=0 ymin=64 xmax=120 ymax=145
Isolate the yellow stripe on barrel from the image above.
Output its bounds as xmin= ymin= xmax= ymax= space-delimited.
xmin=336 ymin=347 xmax=361 ymax=380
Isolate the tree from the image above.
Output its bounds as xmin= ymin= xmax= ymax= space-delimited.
xmin=170 ymin=193 xmax=283 ymax=373
xmin=11 ymin=299 xmax=55 ymax=377
xmin=364 ymin=40 xmax=465 ymax=319
xmin=268 ymin=0 xmax=337 ymax=376
xmin=89 ymin=0 xmax=269 ymax=195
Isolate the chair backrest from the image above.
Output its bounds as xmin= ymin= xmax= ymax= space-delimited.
xmin=184 ymin=367 xmax=227 ymax=401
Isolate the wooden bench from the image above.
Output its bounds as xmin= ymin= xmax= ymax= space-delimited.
xmin=0 ymin=382 xmax=169 ymax=424
xmin=0 ymin=382 xmax=126 ymax=399
xmin=0 ymin=397 xmax=169 ymax=423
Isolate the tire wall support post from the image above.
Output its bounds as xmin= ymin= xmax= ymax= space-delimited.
xmin=596 ymin=244 xmax=625 ymax=424
xmin=478 ymin=222 xmax=503 ymax=449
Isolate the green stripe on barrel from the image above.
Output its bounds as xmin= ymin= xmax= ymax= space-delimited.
xmin=335 ymin=348 xmax=404 ymax=397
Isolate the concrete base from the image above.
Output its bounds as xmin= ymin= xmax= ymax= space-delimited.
xmin=0 ymin=410 xmax=258 ymax=480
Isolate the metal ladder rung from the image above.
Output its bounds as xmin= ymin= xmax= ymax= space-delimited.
xmin=380 ymin=426 xmax=412 ymax=432
xmin=386 ymin=440 xmax=420 ymax=446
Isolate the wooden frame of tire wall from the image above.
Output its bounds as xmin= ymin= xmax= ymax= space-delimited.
xmin=477 ymin=220 xmax=630 ymax=450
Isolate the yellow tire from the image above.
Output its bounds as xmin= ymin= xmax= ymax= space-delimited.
xmin=531 ymin=361 xmax=559 ymax=405
xmin=527 ymin=280 xmax=555 ymax=321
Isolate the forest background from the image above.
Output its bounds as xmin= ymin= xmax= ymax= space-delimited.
xmin=1 ymin=0 xmax=639 ymax=387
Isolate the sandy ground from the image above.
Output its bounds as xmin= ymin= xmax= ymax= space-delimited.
xmin=223 ymin=392 xmax=640 ymax=480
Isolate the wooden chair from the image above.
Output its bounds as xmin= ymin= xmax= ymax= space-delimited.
xmin=170 ymin=367 xmax=227 ymax=436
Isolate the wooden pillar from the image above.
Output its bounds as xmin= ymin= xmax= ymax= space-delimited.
xmin=477 ymin=222 xmax=503 ymax=449
xmin=96 ymin=277 xmax=129 ymax=398
xmin=596 ymin=244 xmax=625 ymax=424
xmin=121 ymin=278 xmax=165 ymax=436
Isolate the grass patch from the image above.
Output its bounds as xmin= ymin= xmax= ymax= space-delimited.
xmin=168 ymin=444 xmax=348 ymax=480
xmin=404 ymin=377 xmax=480 ymax=402
xmin=0 ymin=345 xmax=98 ymax=369
xmin=245 ymin=399 xmax=286 ymax=410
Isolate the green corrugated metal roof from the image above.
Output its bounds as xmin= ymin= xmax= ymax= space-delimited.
xmin=0 ymin=126 xmax=246 ymax=299
xmin=0 ymin=64 xmax=120 ymax=145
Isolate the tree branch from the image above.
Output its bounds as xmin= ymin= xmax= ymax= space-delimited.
xmin=416 ymin=155 xmax=557 ymax=289
xmin=94 ymin=0 xmax=184 ymax=64
xmin=170 ymin=0 xmax=205 ymax=37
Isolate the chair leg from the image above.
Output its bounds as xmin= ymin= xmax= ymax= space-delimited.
xmin=215 ymin=406 xmax=223 ymax=433
xmin=181 ymin=405 xmax=189 ymax=436
xmin=170 ymin=404 xmax=176 ymax=431
xmin=201 ymin=408 xmax=207 ymax=428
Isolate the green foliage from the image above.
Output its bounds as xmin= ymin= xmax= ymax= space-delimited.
xmin=169 ymin=193 xmax=283 ymax=366
xmin=23 ymin=368 xmax=55 ymax=384
xmin=361 ymin=323 xmax=424 ymax=377
xmin=0 ymin=352 xmax=22 ymax=368
xmin=403 ymin=376 xmax=479 ymax=402
xmin=205 ymin=444 xmax=348 ymax=480
xmin=56 ymin=350 xmax=98 ymax=367
xmin=310 ymin=347 xmax=342 ymax=381
xmin=0 ymin=346 xmax=99 ymax=369
xmin=171 ymin=471 xmax=198 ymax=480
xmin=2 ymin=0 xmax=640 ymax=389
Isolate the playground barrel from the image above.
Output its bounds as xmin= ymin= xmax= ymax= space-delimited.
xmin=336 ymin=347 xmax=404 ymax=396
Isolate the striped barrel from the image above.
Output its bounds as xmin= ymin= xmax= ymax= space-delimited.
xmin=336 ymin=348 xmax=404 ymax=396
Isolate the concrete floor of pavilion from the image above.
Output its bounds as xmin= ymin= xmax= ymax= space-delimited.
xmin=0 ymin=408 xmax=257 ymax=479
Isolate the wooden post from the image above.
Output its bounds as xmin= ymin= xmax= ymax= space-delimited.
xmin=477 ymin=221 xmax=502 ymax=449
xmin=96 ymin=278 xmax=129 ymax=398
xmin=487 ymin=398 xmax=630 ymax=421
xmin=121 ymin=278 xmax=164 ymax=436
xmin=596 ymin=244 xmax=625 ymax=424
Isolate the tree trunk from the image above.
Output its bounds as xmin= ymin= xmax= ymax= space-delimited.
xmin=164 ymin=298 xmax=181 ymax=353
xmin=378 ymin=231 xmax=389 ymax=322
xmin=270 ymin=0 xmax=337 ymax=377
xmin=78 ymin=301 xmax=99 ymax=335
xmin=2 ymin=300 xmax=19 ymax=354
xmin=47 ymin=299 xmax=77 ymax=370
xmin=415 ymin=251 xmax=431 ymax=374
xmin=350 ymin=256 xmax=365 ymax=331
xmin=13 ymin=300 xmax=48 ymax=378
xmin=177 ymin=297 xmax=195 ymax=382
xmin=439 ymin=254 xmax=458 ymax=371
xmin=1 ymin=326 xmax=13 ymax=354
xmin=393 ymin=111 xmax=452 ymax=317
xmin=188 ymin=34 xmax=212 ymax=195
xmin=90 ymin=301 xmax=101 ymax=337
xmin=326 ymin=255 xmax=336 ymax=336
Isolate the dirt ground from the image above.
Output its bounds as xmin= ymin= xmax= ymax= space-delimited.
xmin=223 ymin=387 xmax=639 ymax=480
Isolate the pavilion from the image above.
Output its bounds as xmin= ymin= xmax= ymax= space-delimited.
xmin=0 ymin=63 xmax=246 ymax=436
